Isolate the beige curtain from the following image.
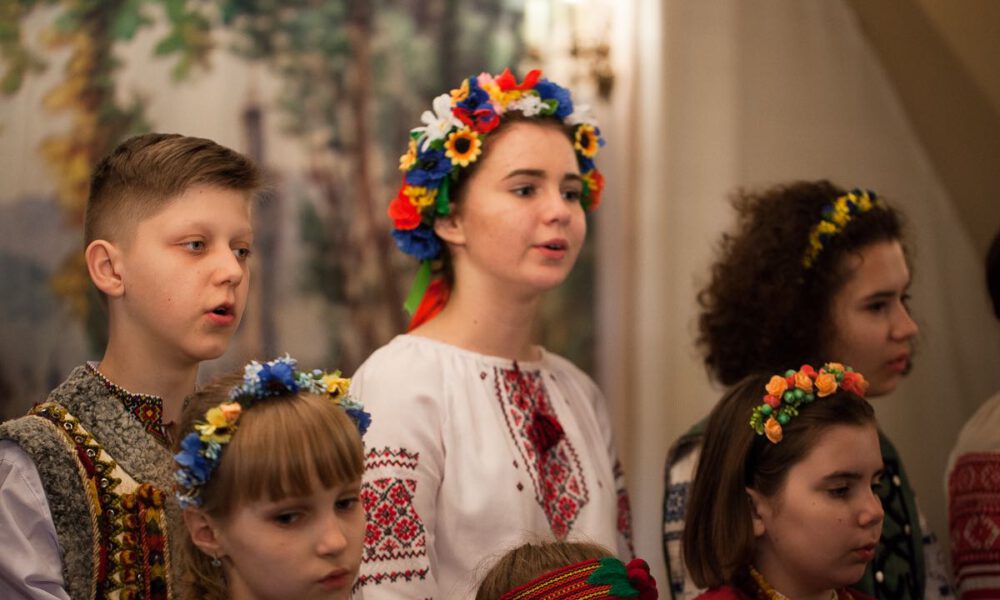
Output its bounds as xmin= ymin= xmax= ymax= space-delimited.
xmin=600 ymin=0 xmax=1000 ymax=584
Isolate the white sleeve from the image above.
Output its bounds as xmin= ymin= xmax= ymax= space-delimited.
xmin=582 ymin=372 xmax=634 ymax=559
xmin=352 ymin=351 xmax=445 ymax=599
xmin=0 ymin=441 xmax=70 ymax=600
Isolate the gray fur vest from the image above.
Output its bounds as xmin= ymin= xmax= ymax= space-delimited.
xmin=0 ymin=365 xmax=180 ymax=599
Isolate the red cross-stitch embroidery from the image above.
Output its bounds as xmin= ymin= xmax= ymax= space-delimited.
xmin=949 ymin=452 xmax=1000 ymax=594
xmin=495 ymin=363 xmax=589 ymax=538
xmin=362 ymin=476 xmax=428 ymax=563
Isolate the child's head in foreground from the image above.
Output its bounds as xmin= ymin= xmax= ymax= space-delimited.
xmin=84 ymin=133 xmax=261 ymax=362
xmin=173 ymin=355 xmax=370 ymax=600
xmin=476 ymin=540 xmax=657 ymax=599
xmin=683 ymin=364 xmax=883 ymax=597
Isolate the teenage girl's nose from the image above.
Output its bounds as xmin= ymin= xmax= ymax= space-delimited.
xmin=891 ymin=301 xmax=919 ymax=341
xmin=315 ymin=514 xmax=349 ymax=556
xmin=858 ymin=486 xmax=885 ymax=530
xmin=542 ymin=185 xmax=573 ymax=225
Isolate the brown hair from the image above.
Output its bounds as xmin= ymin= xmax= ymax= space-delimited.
xmin=698 ymin=180 xmax=906 ymax=385
xmin=682 ymin=371 xmax=876 ymax=589
xmin=173 ymin=372 xmax=364 ymax=600
xmin=84 ymin=133 xmax=261 ymax=247
xmin=475 ymin=540 xmax=612 ymax=600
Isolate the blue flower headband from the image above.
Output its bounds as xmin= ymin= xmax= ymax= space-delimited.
xmin=173 ymin=355 xmax=371 ymax=509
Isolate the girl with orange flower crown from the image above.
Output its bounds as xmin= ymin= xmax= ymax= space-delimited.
xmin=172 ymin=355 xmax=370 ymax=600
xmin=684 ymin=364 xmax=883 ymax=600
xmin=351 ymin=69 xmax=631 ymax=598
xmin=663 ymin=182 xmax=953 ymax=600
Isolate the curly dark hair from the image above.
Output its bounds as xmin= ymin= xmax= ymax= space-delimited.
xmin=698 ymin=180 xmax=906 ymax=385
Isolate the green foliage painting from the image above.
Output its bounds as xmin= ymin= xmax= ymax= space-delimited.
xmin=0 ymin=0 xmax=597 ymax=416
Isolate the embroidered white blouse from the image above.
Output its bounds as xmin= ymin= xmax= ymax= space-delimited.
xmin=351 ymin=335 xmax=632 ymax=599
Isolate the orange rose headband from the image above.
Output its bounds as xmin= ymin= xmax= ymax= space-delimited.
xmin=749 ymin=363 xmax=868 ymax=444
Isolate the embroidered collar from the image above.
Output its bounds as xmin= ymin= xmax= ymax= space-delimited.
xmin=85 ymin=362 xmax=173 ymax=448
xmin=749 ymin=566 xmax=838 ymax=600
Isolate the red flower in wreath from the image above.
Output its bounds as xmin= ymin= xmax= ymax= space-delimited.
xmin=388 ymin=186 xmax=421 ymax=230
xmin=496 ymin=67 xmax=542 ymax=91
xmin=841 ymin=370 xmax=869 ymax=397
xmin=453 ymin=106 xmax=500 ymax=134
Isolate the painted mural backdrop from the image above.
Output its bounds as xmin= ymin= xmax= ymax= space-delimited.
xmin=0 ymin=0 xmax=599 ymax=418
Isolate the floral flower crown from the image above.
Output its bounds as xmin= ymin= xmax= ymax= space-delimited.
xmin=802 ymin=188 xmax=882 ymax=268
xmin=173 ymin=355 xmax=371 ymax=509
xmin=749 ymin=363 xmax=868 ymax=444
xmin=389 ymin=68 xmax=605 ymax=327
xmin=498 ymin=557 xmax=657 ymax=600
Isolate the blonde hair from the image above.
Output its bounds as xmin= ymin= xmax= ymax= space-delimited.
xmin=475 ymin=541 xmax=612 ymax=600
xmin=174 ymin=373 xmax=364 ymax=600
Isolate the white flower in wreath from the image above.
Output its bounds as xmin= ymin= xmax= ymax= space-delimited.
xmin=413 ymin=94 xmax=462 ymax=150
xmin=566 ymin=103 xmax=599 ymax=126
xmin=506 ymin=94 xmax=545 ymax=117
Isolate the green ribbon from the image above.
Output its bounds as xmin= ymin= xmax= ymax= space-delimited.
xmin=403 ymin=260 xmax=432 ymax=316
xmin=436 ymin=176 xmax=451 ymax=216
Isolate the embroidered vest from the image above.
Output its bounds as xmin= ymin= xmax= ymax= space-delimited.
xmin=0 ymin=366 xmax=179 ymax=600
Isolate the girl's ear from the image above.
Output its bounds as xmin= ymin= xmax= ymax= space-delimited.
xmin=183 ymin=507 xmax=225 ymax=558
xmin=745 ymin=487 xmax=770 ymax=537
xmin=85 ymin=240 xmax=125 ymax=298
xmin=434 ymin=211 xmax=466 ymax=246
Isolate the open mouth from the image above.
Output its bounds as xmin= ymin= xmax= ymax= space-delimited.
xmin=211 ymin=304 xmax=233 ymax=317
xmin=539 ymin=240 xmax=567 ymax=251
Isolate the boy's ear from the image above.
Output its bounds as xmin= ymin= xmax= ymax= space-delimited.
xmin=183 ymin=507 xmax=225 ymax=558
xmin=745 ymin=487 xmax=769 ymax=538
xmin=85 ymin=240 xmax=124 ymax=298
xmin=433 ymin=211 xmax=465 ymax=246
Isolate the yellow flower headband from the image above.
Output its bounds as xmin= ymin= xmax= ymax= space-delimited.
xmin=802 ymin=189 xmax=882 ymax=268
xmin=749 ymin=363 xmax=868 ymax=444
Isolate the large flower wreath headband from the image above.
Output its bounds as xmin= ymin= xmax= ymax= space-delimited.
xmin=389 ymin=68 xmax=605 ymax=328
xmin=749 ymin=363 xmax=868 ymax=444
xmin=498 ymin=556 xmax=657 ymax=599
xmin=802 ymin=188 xmax=882 ymax=269
xmin=173 ymin=355 xmax=371 ymax=509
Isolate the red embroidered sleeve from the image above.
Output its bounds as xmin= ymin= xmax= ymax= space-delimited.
xmin=948 ymin=452 xmax=1000 ymax=599
xmin=357 ymin=446 xmax=436 ymax=597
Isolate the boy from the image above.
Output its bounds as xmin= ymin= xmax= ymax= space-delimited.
xmin=0 ymin=133 xmax=260 ymax=599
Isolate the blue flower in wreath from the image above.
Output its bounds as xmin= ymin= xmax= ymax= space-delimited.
xmin=405 ymin=148 xmax=453 ymax=187
xmin=577 ymin=155 xmax=596 ymax=175
xmin=175 ymin=433 xmax=211 ymax=483
xmin=392 ymin=226 xmax=442 ymax=261
xmin=456 ymin=77 xmax=491 ymax=112
xmin=258 ymin=360 xmax=298 ymax=396
xmin=534 ymin=79 xmax=574 ymax=118
xmin=346 ymin=408 xmax=372 ymax=437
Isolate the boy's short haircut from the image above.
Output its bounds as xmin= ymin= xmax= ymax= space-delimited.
xmin=84 ymin=133 xmax=261 ymax=246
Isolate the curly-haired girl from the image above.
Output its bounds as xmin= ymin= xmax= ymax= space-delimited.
xmin=663 ymin=181 xmax=951 ymax=600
